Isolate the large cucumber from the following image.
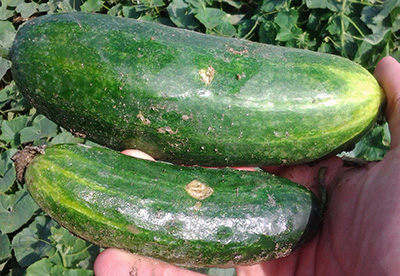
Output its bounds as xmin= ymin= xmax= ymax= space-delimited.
xmin=15 ymin=143 xmax=322 ymax=267
xmin=10 ymin=12 xmax=384 ymax=166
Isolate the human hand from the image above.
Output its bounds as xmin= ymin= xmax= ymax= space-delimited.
xmin=93 ymin=56 xmax=400 ymax=276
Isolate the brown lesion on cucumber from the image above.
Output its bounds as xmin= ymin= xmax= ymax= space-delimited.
xmin=274 ymin=244 xmax=292 ymax=259
xmin=71 ymin=130 xmax=87 ymax=138
xmin=137 ymin=111 xmax=151 ymax=126
xmin=167 ymin=141 xmax=183 ymax=150
xmin=127 ymin=225 xmax=141 ymax=235
xmin=227 ymin=47 xmax=249 ymax=55
xmin=12 ymin=145 xmax=46 ymax=183
xmin=185 ymin=180 xmax=214 ymax=200
xmin=236 ymin=72 xmax=246 ymax=80
xmin=267 ymin=194 xmax=276 ymax=207
xmin=181 ymin=114 xmax=192 ymax=121
xmin=199 ymin=66 xmax=215 ymax=85
xmin=194 ymin=201 xmax=202 ymax=211
xmin=157 ymin=126 xmax=178 ymax=134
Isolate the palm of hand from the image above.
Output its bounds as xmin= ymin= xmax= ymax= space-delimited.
xmin=239 ymin=153 xmax=400 ymax=276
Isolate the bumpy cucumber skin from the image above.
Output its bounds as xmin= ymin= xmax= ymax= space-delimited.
xmin=11 ymin=12 xmax=383 ymax=166
xmin=25 ymin=144 xmax=321 ymax=268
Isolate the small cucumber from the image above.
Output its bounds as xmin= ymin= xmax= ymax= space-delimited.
xmin=15 ymin=144 xmax=322 ymax=268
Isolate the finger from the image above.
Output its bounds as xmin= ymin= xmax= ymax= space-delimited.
xmin=120 ymin=149 xmax=156 ymax=161
xmin=236 ymin=251 xmax=300 ymax=276
xmin=374 ymin=56 xmax=400 ymax=148
xmin=261 ymin=156 xmax=345 ymax=195
xmin=93 ymin=248 xmax=205 ymax=276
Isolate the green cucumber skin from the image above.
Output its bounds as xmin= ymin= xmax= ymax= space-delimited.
xmin=11 ymin=12 xmax=383 ymax=166
xmin=25 ymin=144 xmax=321 ymax=267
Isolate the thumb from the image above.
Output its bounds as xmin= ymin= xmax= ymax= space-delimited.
xmin=93 ymin=248 xmax=206 ymax=276
xmin=374 ymin=56 xmax=400 ymax=148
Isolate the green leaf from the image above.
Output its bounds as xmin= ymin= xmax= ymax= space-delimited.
xmin=77 ymin=243 xmax=101 ymax=270
xmin=195 ymin=8 xmax=236 ymax=36
xmin=38 ymin=3 xmax=51 ymax=13
xmin=295 ymin=32 xmax=316 ymax=50
xmin=26 ymin=263 xmax=93 ymax=276
xmin=167 ymin=0 xmax=199 ymax=29
xmin=228 ymin=14 xmax=244 ymax=25
xmin=306 ymin=9 xmax=333 ymax=32
xmin=326 ymin=15 xmax=341 ymax=36
xmin=0 ymin=82 xmax=17 ymax=110
xmin=0 ymin=231 xmax=11 ymax=271
xmin=260 ymin=0 xmax=286 ymax=13
xmin=0 ymin=57 xmax=11 ymax=80
xmin=194 ymin=7 xmax=224 ymax=28
xmin=50 ymin=131 xmax=84 ymax=145
xmin=353 ymin=39 xmax=373 ymax=64
xmin=220 ymin=0 xmax=241 ymax=9
xmin=392 ymin=50 xmax=400 ymax=63
xmin=2 ymin=151 xmax=13 ymax=172
xmin=258 ymin=20 xmax=277 ymax=44
xmin=122 ymin=5 xmax=144 ymax=19
xmin=20 ymin=114 xmax=58 ymax=144
xmin=12 ymin=215 xmax=58 ymax=268
xmin=6 ymin=87 xmax=31 ymax=114
xmin=63 ymin=269 xmax=95 ymax=276
xmin=0 ymin=149 xmax=17 ymax=193
xmin=12 ymin=214 xmax=100 ymax=272
xmin=80 ymin=0 xmax=104 ymax=12
xmin=16 ymin=2 xmax=39 ymax=19
xmin=107 ymin=3 xmax=122 ymax=16
xmin=0 ymin=187 xmax=39 ymax=233
xmin=305 ymin=0 xmax=341 ymax=12
xmin=0 ymin=2 xmax=15 ymax=20
xmin=274 ymin=9 xmax=302 ymax=42
xmin=361 ymin=5 xmax=391 ymax=45
xmin=54 ymin=0 xmax=85 ymax=13
xmin=0 ymin=20 xmax=16 ymax=52
xmin=0 ymin=82 xmax=28 ymax=114
xmin=377 ymin=0 xmax=399 ymax=19
xmin=0 ymin=116 xmax=28 ymax=147
xmin=141 ymin=0 xmax=165 ymax=8
xmin=391 ymin=6 xmax=400 ymax=32
xmin=25 ymin=258 xmax=53 ymax=276
xmin=0 ymin=161 xmax=15 ymax=193
xmin=236 ymin=19 xmax=256 ymax=39
xmin=185 ymin=0 xmax=207 ymax=9
xmin=5 ymin=0 xmax=25 ymax=8
xmin=49 ymin=226 xmax=97 ymax=269
xmin=345 ymin=123 xmax=390 ymax=161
